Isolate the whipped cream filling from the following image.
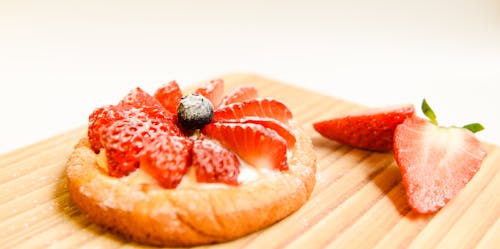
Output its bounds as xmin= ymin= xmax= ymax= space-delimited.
xmin=176 ymin=161 xmax=275 ymax=189
xmin=95 ymin=146 xmax=282 ymax=190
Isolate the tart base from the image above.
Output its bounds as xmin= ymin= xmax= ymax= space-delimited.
xmin=65 ymin=125 xmax=316 ymax=246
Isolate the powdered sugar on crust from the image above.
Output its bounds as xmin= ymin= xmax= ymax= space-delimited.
xmin=65 ymin=122 xmax=316 ymax=246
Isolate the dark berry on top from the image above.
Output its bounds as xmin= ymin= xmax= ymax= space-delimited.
xmin=177 ymin=94 xmax=214 ymax=130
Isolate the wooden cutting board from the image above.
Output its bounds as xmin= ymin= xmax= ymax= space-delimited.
xmin=0 ymin=73 xmax=498 ymax=249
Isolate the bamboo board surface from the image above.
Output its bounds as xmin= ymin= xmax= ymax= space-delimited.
xmin=0 ymin=73 xmax=499 ymax=249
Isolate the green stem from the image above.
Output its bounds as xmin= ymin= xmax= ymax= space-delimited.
xmin=421 ymin=99 xmax=438 ymax=125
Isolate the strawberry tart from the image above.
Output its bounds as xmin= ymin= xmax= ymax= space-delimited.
xmin=65 ymin=79 xmax=317 ymax=246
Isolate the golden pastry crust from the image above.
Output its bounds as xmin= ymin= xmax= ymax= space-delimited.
xmin=66 ymin=124 xmax=316 ymax=246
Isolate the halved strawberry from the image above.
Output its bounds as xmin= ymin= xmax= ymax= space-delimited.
xmin=154 ymin=80 xmax=183 ymax=114
xmin=313 ymin=104 xmax=415 ymax=152
xmin=96 ymin=107 xmax=182 ymax=177
xmin=213 ymin=98 xmax=293 ymax=125
xmin=219 ymin=117 xmax=296 ymax=148
xmin=89 ymin=91 xmax=182 ymax=177
xmin=220 ymin=85 xmax=258 ymax=106
xmin=88 ymin=105 xmax=125 ymax=153
xmin=202 ymin=123 xmax=288 ymax=170
xmin=119 ymin=87 xmax=165 ymax=110
xmin=393 ymin=99 xmax=487 ymax=213
xmin=194 ymin=79 xmax=224 ymax=108
xmin=192 ymin=138 xmax=240 ymax=185
xmin=101 ymin=118 xmax=145 ymax=177
xmin=119 ymin=87 xmax=177 ymax=121
xmin=141 ymin=135 xmax=193 ymax=189
xmin=117 ymin=86 xmax=180 ymax=132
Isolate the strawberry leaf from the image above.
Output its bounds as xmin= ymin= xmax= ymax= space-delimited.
xmin=421 ymin=99 xmax=438 ymax=125
xmin=463 ymin=123 xmax=485 ymax=133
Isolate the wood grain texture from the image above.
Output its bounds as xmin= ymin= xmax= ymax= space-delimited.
xmin=0 ymin=72 xmax=498 ymax=249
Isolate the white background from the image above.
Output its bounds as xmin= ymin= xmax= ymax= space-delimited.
xmin=1 ymin=0 xmax=499 ymax=154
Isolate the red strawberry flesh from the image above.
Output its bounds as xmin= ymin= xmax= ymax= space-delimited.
xmin=202 ymin=122 xmax=288 ymax=170
xmin=213 ymin=98 xmax=293 ymax=125
xmin=102 ymin=118 xmax=144 ymax=177
xmin=88 ymin=105 xmax=125 ymax=153
xmin=194 ymin=79 xmax=224 ymax=108
xmin=96 ymin=107 xmax=181 ymax=177
xmin=88 ymin=86 xmax=183 ymax=177
xmin=220 ymin=85 xmax=258 ymax=106
xmin=394 ymin=116 xmax=487 ymax=213
xmin=141 ymin=135 xmax=193 ymax=189
xmin=218 ymin=117 xmax=296 ymax=148
xmin=313 ymin=104 xmax=414 ymax=151
xmin=154 ymin=80 xmax=183 ymax=114
xmin=192 ymin=138 xmax=240 ymax=185
xmin=119 ymin=87 xmax=165 ymax=110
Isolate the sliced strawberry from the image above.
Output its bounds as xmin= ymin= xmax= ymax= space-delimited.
xmin=313 ymin=104 xmax=415 ymax=152
xmin=194 ymin=79 xmax=224 ymax=108
xmin=219 ymin=117 xmax=296 ymax=148
xmin=202 ymin=123 xmax=288 ymax=170
xmin=220 ymin=85 xmax=258 ymax=106
xmin=101 ymin=118 xmax=145 ymax=177
xmin=192 ymin=138 xmax=240 ymax=185
xmin=117 ymin=86 xmax=177 ymax=125
xmin=393 ymin=99 xmax=486 ymax=213
xmin=143 ymin=111 xmax=183 ymax=137
xmin=141 ymin=135 xmax=193 ymax=189
xmin=213 ymin=98 xmax=293 ymax=125
xmin=103 ymin=107 xmax=182 ymax=176
xmin=89 ymin=102 xmax=182 ymax=177
xmin=154 ymin=80 xmax=183 ymax=114
xmin=394 ymin=116 xmax=486 ymax=213
xmin=119 ymin=87 xmax=164 ymax=110
xmin=88 ymin=105 xmax=125 ymax=153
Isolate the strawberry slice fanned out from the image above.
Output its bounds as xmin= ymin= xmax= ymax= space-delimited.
xmin=213 ymin=98 xmax=293 ymax=125
xmin=192 ymin=138 xmax=240 ymax=185
xmin=194 ymin=79 xmax=224 ymax=108
xmin=219 ymin=117 xmax=296 ymax=148
xmin=393 ymin=99 xmax=487 ymax=213
xmin=313 ymin=104 xmax=415 ymax=152
xmin=202 ymin=123 xmax=288 ymax=170
xmin=154 ymin=80 xmax=183 ymax=114
xmin=141 ymin=135 xmax=193 ymax=189
xmin=220 ymin=85 xmax=259 ymax=106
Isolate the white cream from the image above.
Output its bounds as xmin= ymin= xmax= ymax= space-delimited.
xmin=176 ymin=159 xmax=271 ymax=189
xmin=96 ymin=149 xmax=276 ymax=190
